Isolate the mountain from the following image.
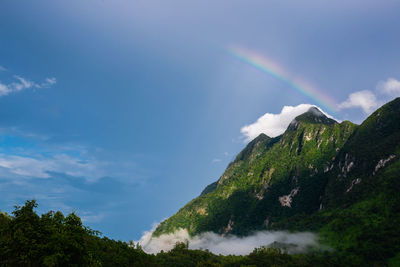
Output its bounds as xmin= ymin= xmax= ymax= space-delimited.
xmin=153 ymin=98 xmax=400 ymax=264
xmin=153 ymin=106 xmax=357 ymax=236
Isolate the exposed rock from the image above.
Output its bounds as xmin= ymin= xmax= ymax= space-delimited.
xmin=196 ymin=207 xmax=207 ymax=215
xmin=254 ymin=181 xmax=270 ymax=200
xmin=317 ymin=140 xmax=323 ymax=148
xmin=255 ymin=193 xmax=263 ymax=200
xmin=324 ymin=165 xmax=329 ymax=173
xmin=222 ymin=219 xmax=234 ymax=236
xmin=373 ymin=155 xmax=396 ymax=175
xmin=218 ymin=174 xmax=230 ymax=184
xmin=279 ymin=188 xmax=299 ymax=208
xmin=347 ymin=162 xmax=354 ymax=173
xmin=346 ymin=178 xmax=362 ymax=193
xmin=304 ymin=132 xmax=313 ymax=141
xmin=340 ymin=154 xmax=356 ymax=178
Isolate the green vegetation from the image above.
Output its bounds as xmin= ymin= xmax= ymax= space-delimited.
xmin=153 ymin=98 xmax=400 ymax=265
xmin=0 ymin=200 xmax=152 ymax=266
xmin=2 ymin=198 xmax=396 ymax=266
xmin=0 ymin=200 xmax=353 ymax=266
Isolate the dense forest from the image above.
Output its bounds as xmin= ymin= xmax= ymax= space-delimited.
xmin=1 ymin=200 xmax=399 ymax=267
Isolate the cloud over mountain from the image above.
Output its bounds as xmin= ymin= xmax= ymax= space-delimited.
xmin=240 ymin=104 xmax=332 ymax=141
xmin=137 ymin=228 xmax=319 ymax=255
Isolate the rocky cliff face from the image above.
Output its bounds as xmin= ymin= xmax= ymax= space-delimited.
xmin=153 ymin=98 xmax=400 ymax=239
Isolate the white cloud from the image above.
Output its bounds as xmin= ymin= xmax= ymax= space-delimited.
xmin=0 ymin=66 xmax=6 ymax=71
xmin=0 ymin=75 xmax=56 ymax=97
xmin=377 ymin=78 xmax=400 ymax=97
xmin=13 ymin=76 xmax=35 ymax=91
xmin=137 ymin=228 xmax=320 ymax=255
xmin=338 ymin=90 xmax=379 ymax=114
xmin=212 ymin=158 xmax=221 ymax=163
xmin=240 ymin=104 xmax=333 ymax=141
xmin=0 ymin=153 xmax=106 ymax=180
xmin=338 ymin=78 xmax=400 ymax=115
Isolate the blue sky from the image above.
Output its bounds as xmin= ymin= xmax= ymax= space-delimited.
xmin=1 ymin=0 xmax=400 ymax=241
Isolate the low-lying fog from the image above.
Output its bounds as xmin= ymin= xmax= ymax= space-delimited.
xmin=137 ymin=227 xmax=322 ymax=256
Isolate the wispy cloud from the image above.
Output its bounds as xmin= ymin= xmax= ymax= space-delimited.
xmin=0 ymin=66 xmax=6 ymax=71
xmin=0 ymin=153 xmax=106 ymax=180
xmin=0 ymin=128 xmax=142 ymax=183
xmin=0 ymin=75 xmax=56 ymax=97
xmin=212 ymin=158 xmax=221 ymax=163
xmin=0 ymin=130 xmax=106 ymax=181
xmin=338 ymin=78 xmax=400 ymax=115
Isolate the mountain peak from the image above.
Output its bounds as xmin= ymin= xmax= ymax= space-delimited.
xmin=292 ymin=107 xmax=337 ymax=126
xmin=307 ymin=106 xmax=325 ymax=116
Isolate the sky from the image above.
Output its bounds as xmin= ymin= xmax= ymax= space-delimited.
xmin=0 ymin=0 xmax=400 ymax=241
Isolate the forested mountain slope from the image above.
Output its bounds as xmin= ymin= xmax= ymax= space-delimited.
xmin=153 ymin=98 xmax=400 ymax=265
xmin=154 ymin=107 xmax=358 ymax=236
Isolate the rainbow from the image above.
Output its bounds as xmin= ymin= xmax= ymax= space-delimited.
xmin=227 ymin=46 xmax=338 ymax=114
